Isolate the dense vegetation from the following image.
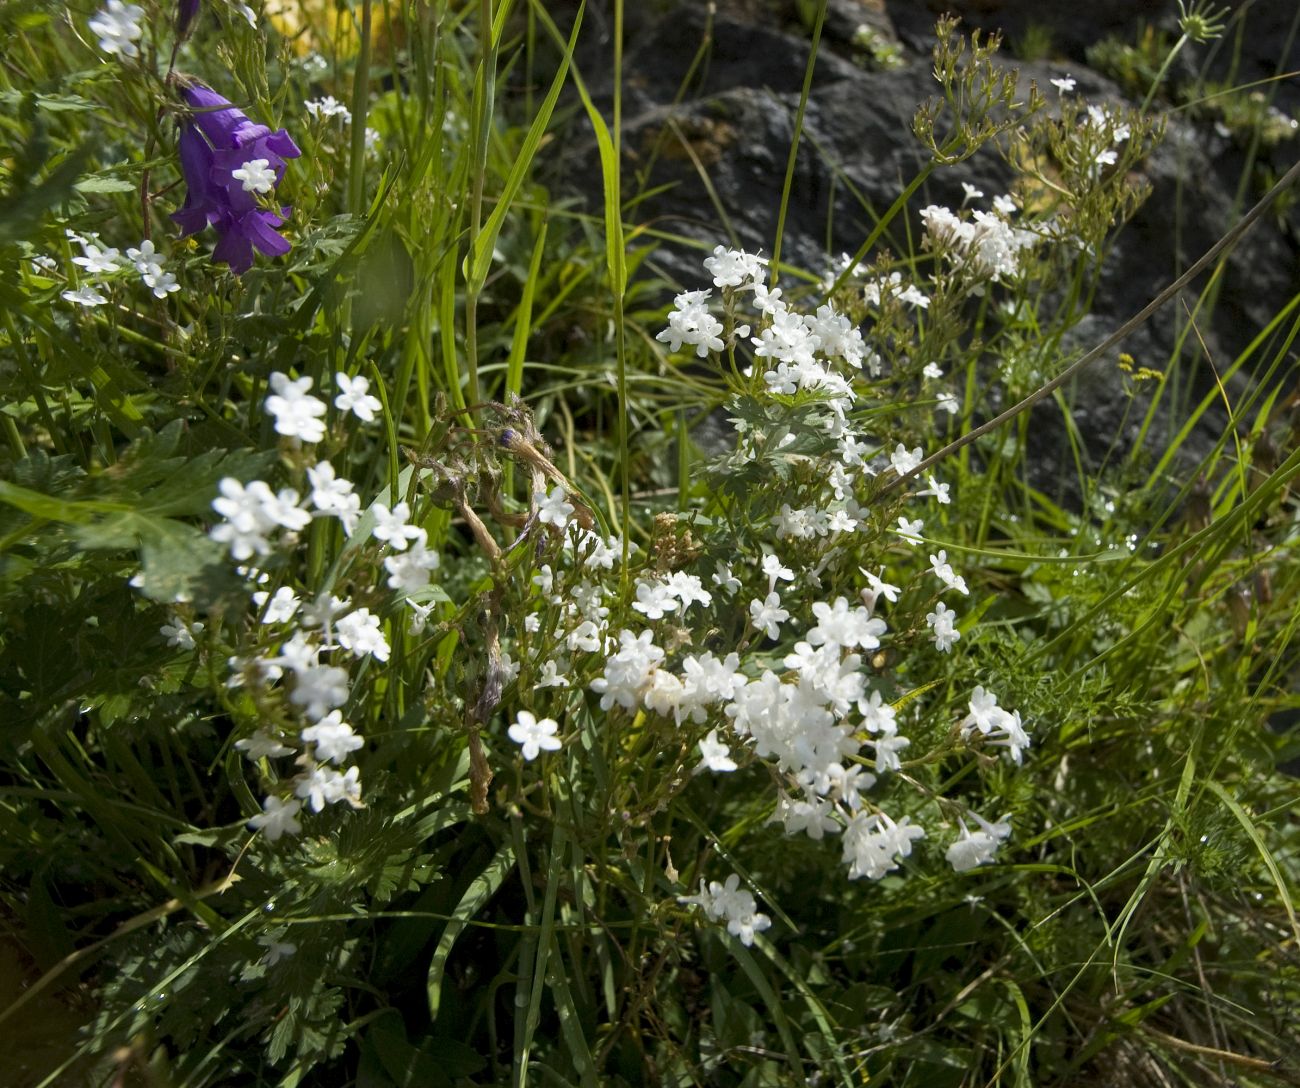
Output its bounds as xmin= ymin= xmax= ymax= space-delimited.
xmin=1 ymin=1 xmax=1298 ymax=1085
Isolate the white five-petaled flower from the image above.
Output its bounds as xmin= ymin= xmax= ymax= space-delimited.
xmin=371 ymin=501 xmax=424 ymax=550
xmin=88 ymin=0 xmax=144 ymax=58
xmin=508 ymin=710 xmax=562 ymax=761
xmin=334 ymin=372 xmax=382 ymax=421
xmin=749 ymin=592 xmax=789 ymax=640
xmin=696 ymin=729 xmax=738 ymax=773
xmin=265 ymin=372 xmax=328 ymax=443
xmin=126 ymin=240 xmax=162 ymax=275
xmin=62 ymin=285 xmax=109 ymax=307
xmin=335 ymin=607 xmax=390 ymax=662
xmin=896 ymin=516 xmax=924 ymax=545
xmin=301 ymin=711 xmax=364 ymax=764
xmin=232 ymin=158 xmax=277 ymax=194
xmin=72 ymin=243 xmax=122 ymax=276
xmin=247 ymin=795 xmax=302 ymax=841
xmin=536 ymin=485 xmax=575 ymax=530
xmin=146 ymin=270 xmax=180 ymax=298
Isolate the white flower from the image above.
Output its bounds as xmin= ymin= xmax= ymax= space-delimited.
xmin=711 ymin=562 xmax=740 ymax=594
xmin=88 ymin=0 xmax=144 ymax=58
xmin=1095 ymin=148 xmax=1118 ymax=167
xmin=919 ymin=473 xmax=951 ymax=504
xmin=702 ymin=244 xmax=767 ymax=288
xmin=678 ymin=874 xmax=771 ymax=947
xmin=896 ymin=516 xmax=924 ymax=544
xmin=370 ymin=501 xmax=423 ymax=550
xmin=929 ymin=550 xmax=970 ymax=596
xmin=945 ymin=813 xmax=1012 ymax=872
xmin=160 ymin=617 xmax=203 ymax=649
xmin=406 ymin=597 xmax=436 ymax=634
xmin=926 ymin=601 xmax=961 ymax=653
xmin=536 ymin=485 xmax=575 ymax=529
xmin=125 ymin=240 xmax=162 ymax=275
xmin=298 ymin=593 xmax=349 ymax=630
xmin=761 ymin=553 xmax=795 ymax=592
xmin=590 ymin=629 xmax=664 ymax=711
xmin=145 ymin=270 xmax=180 ymax=298
xmin=290 ymin=662 xmax=349 ymax=722
xmin=385 ymin=537 xmax=440 ymax=591
xmin=335 ymin=607 xmax=390 ymax=662
xmin=960 ymin=181 xmax=983 ymax=204
xmin=334 ymin=372 xmax=382 ymax=421
xmin=307 ymin=461 xmax=360 ymax=534
xmin=235 ymin=730 xmax=294 ymax=761
xmin=305 ymin=95 xmax=352 ymax=122
xmin=508 ymin=710 xmax=562 ymax=760
xmin=62 ymin=285 xmax=108 ymax=307
xmin=536 ymin=659 xmax=570 ymax=688
xmin=922 ymin=362 xmax=944 ymax=379
xmin=265 ymin=372 xmax=327 ymax=443
xmin=1049 ymin=75 xmax=1076 ymax=95
xmin=696 ymin=729 xmax=738 ymax=773
xmin=231 ymin=158 xmax=277 ymax=194
xmin=890 ymin=444 xmax=923 ymax=476
xmin=749 ymin=592 xmax=789 ymax=640
xmin=301 ymin=711 xmax=364 ymax=764
xmin=961 ymin=687 xmax=1007 ymax=735
xmin=72 ymin=243 xmax=122 ymax=276
xmin=248 ymin=795 xmax=302 ymax=841
xmin=253 ymin=585 xmax=300 ymax=624
xmin=657 ymin=289 xmax=724 ymax=357
xmin=993 ymin=194 xmax=1017 ymax=217
xmin=294 ymin=763 xmax=359 ymax=812
xmin=935 ymin=391 xmax=959 ymax=415
xmin=861 ymin=567 xmax=901 ymax=609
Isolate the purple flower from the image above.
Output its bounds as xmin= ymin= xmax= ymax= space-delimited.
xmin=176 ymin=0 xmax=200 ymax=38
xmin=172 ymin=81 xmax=301 ymax=274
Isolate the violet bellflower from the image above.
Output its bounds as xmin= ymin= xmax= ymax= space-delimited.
xmin=172 ymin=81 xmax=300 ymax=274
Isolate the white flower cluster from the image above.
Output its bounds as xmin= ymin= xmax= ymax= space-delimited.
xmin=959 ymin=685 xmax=1031 ymax=764
xmin=678 ymin=873 xmax=772 ymax=946
xmin=205 ymin=460 xmax=463 ymax=841
xmin=57 ymin=233 xmax=179 ymax=307
xmin=919 ymin=203 xmax=1037 ymax=283
xmin=88 ymin=0 xmax=143 ymax=59
xmin=305 ymin=96 xmax=352 ymax=123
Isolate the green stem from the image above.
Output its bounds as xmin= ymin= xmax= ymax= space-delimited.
xmin=1139 ymin=33 xmax=1189 ymax=116
xmin=771 ymin=0 xmax=826 ymax=286
xmin=347 ymin=0 xmax=374 ymax=216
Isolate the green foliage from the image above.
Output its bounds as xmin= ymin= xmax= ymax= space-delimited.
xmin=0 ymin=3 xmax=1298 ymax=1087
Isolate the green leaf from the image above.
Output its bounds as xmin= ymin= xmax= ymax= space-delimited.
xmin=426 ymin=843 xmax=514 ymax=1021
xmin=72 ymin=176 xmax=136 ymax=194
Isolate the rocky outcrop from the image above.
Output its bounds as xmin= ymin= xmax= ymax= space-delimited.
xmin=556 ymin=0 xmax=1300 ymax=499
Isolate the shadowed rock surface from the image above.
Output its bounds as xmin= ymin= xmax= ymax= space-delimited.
xmin=552 ymin=0 xmax=1300 ymax=501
